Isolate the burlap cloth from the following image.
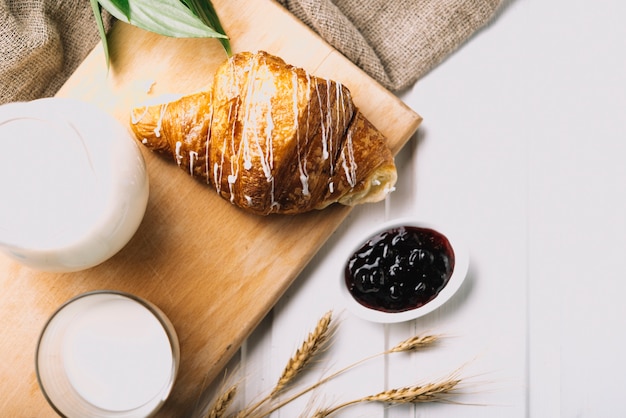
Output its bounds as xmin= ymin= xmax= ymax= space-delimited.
xmin=1 ymin=0 xmax=501 ymax=104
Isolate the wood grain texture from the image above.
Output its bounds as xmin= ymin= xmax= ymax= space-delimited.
xmin=0 ymin=0 xmax=421 ymax=416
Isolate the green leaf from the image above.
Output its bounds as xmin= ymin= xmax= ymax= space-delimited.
xmin=97 ymin=0 xmax=229 ymax=39
xmin=90 ymin=0 xmax=111 ymax=68
xmin=91 ymin=0 xmax=231 ymax=68
xmin=181 ymin=0 xmax=231 ymax=55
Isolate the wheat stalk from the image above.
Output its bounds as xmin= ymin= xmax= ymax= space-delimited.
xmin=389 ymin=334 xmax=440 ymax=353
xmin=366 ymin=378 xmax=461 ymax=403
xmin=234 ymin=311 xmax=334 ymax=418
xmin=204 ymin=384 xmax=238 ymax=418
xmin=210 ymin=314 xmax=445 ymax=418
xmin=312 ymin=376 xmax=462 ymax=417
xmin=253 ymin=332 xmax=441 ymax=417
xmin=272 ymin=310 xmax=334 ymax=395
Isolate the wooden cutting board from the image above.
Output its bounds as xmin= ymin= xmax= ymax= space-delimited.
xmin=0 ymin=0 xmax=421 ymax=416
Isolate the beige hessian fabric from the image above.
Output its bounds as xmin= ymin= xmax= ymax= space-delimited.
xmin=1 ymin=0 xmax=501 ymax=104
xmin=0 ymin=0 xmax=113 ymax=104
xmin=276 ymin=0 xmax=502 ymax=91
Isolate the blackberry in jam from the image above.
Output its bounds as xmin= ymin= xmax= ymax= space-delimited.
xmin=344 ymin=226 xmax=455 ymax=313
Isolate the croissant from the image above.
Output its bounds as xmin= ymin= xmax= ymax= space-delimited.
xmin=130 ymin=51 xmax=397 ymax=215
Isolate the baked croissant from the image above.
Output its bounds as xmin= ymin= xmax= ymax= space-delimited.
xmin=130 ymin=51 xmax=397 ymax=215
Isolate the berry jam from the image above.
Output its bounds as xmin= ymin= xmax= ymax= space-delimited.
xmin=344 ymin=226 xmax=455 ymax=313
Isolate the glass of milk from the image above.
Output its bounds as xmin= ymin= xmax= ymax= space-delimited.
xmin=36 ymin=291 xmax=180 ymax=418
xmin=0 ymin=98 xmax=149 ymax=272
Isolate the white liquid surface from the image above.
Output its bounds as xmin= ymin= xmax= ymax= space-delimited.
xmin=0 ymin=98 xmax=149 ymax=272
xmin=61 ymin=296 xmax=174 ymax=411
xmin=0 ymin=117 xmax=102 ymax=249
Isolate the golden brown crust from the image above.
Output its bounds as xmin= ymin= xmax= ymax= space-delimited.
xmin=129 ymin=51 xmax=396 ymax=215
xmin=130 ymin=91 xmax=212 ymax=180
xmin=327 ymin=111 xmax=397 ymax=208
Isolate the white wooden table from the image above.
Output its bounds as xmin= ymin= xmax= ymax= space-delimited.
xmin=204 ymin=0 xmax=626 ymax=416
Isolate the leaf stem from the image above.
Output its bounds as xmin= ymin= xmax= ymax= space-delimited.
xmin=90 ymin=0 xmax=110 ymax=68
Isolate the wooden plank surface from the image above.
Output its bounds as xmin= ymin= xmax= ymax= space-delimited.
xmin=0 ymin=0 xmax=421 ymax=416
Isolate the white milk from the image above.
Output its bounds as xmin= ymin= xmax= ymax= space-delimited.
xmin=62 ymin=296 xmax=174 ymax=411
xmin=0 ymin=98 xmax=149 ymax=272
xmin=0 ymin=117 xmax=102 ymax=249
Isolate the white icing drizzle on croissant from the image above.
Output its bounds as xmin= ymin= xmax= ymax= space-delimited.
xmin=130 ymin=106 xmax=149 ymax=126
xmin=295 ymin=71 xmax=310 ymax=196
xmin=341 ymin=127 xmax=357 ymax=188
xmin=189 ymin=151 xmax=198 ymax=175
xmin=315 ymin=81 xmax=329 ymax=162
xmin=213 ymin=52 xmax=352 ymax=210
xmin=174 ymin=141 xmax=183 ymax=166
xmin=154 ymin=102 xmax=169 ymax=138
xmin=130 ymin=57 xmax=355 ymax=202
xmin=129 ymin=51 xmax=396 ymax=215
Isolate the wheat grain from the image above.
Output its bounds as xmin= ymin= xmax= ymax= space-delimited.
xmin=272 ymin=310 xmax=333 ymax=395
xmin=205 ymin=384 xmax=238 ymax=418
xmin=365 ymin=378 xmax=461 ymax=403
xmin=210 ymin=319 xmax=460 ymax=418
xmin=235 ymin=311 xmax=334 ymax=418
xmin=313 ymin=377 xmax=462 ymax=417
xmin=256 ymin=332 xmax=445 ymax=417
xmin=389 ymin=334 xmax=439 ymax=353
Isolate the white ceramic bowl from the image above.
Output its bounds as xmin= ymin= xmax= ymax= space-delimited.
xmin=340 ymin=218 xmax=469 ymax=323
xmin=0 ymin=98 xmax=149 ymax=272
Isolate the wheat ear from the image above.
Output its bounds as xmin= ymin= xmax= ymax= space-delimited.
xmin=205 ymin=384 xmax=238 ymax=418
xmin=313 ymin=377 xmax=462 ymax=417
xmin=235 ymin=311 xmax=334 ymax=418
xmin=272 ymin=310 xmax=334 ymax=395
xmin=389 ymin=334 xmax=440 ymax=353
xmin=258 ymin=333 xmax=441 ymax=417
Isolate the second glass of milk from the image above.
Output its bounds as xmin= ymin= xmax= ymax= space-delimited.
xmin=36 ymin=291 xmax=180 ymax=418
